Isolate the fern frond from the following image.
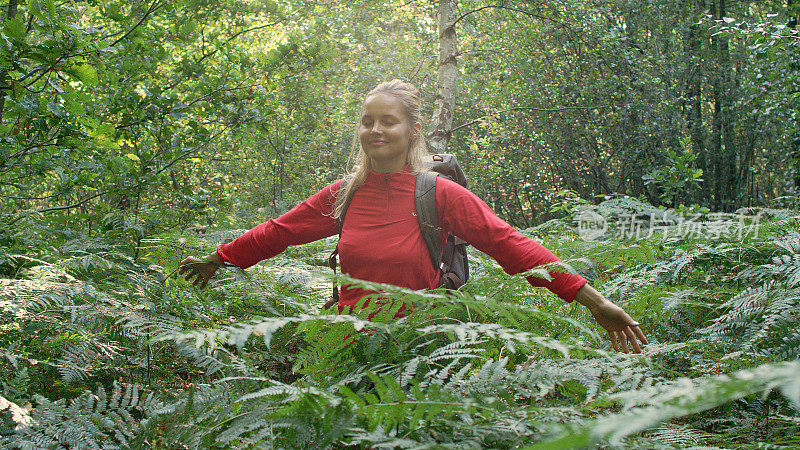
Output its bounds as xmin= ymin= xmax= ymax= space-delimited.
xmin=645 ymin=423 xmax=714 ymax=447
xmin=0 ymin=395 xmax=32 ymax=432
xmin=766 ymin=254 xmax=800 ymax=287
xmin=536 ymin=360 xmax=800 ymax=448
xmin=417 ymin=322 xmax=575 ymax=356
xmin=9 ymin=382 xmax=160 ymax=448
xmin=237 ymin=382 xmax=329 ymax=403
xmin=340 ymin=373 xmax=468 ymax=432
xmin=699 ymin=283 xmax=800 ymax=358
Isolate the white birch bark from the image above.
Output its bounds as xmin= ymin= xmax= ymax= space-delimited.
xmin=428 ymin=0 xmax=458 ymax=154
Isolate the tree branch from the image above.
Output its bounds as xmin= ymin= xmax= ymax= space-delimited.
xmin=0 ymin=192 xmax=61 ymax=200
xmin=453 ymin=4 xmax=561 ymax=30
xmin=195 ymin=21 xmax=283 ymax=66
xmin=8 ymin=128 xmax=227 ymax=224
xmin=11 ymin=190 xmax=107 ymax=219
xmin=161 ymin=20 xmax=285 ymax=93
xmin=448 ymin=105 xmax=612 ymax=134
xmin=110 ymin=0 xmax=164 ymax=47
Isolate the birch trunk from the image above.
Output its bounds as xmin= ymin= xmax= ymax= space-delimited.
xmin=428 ymin=0 xmax=458 ymax=154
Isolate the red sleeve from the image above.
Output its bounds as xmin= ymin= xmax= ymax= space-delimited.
xmin=436 ymin=178 xmax=587 ymax=301
xmin=216 ymin=181 xmax=341 ymax=269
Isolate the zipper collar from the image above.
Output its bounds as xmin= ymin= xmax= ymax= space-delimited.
xmin=365 ymin=166 xmax=415 ymax=186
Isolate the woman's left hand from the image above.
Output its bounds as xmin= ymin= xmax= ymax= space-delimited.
xmin=574 ymin=284 xmax=648 ymax=353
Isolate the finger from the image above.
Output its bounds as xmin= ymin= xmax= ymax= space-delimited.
xmin=200 ymin=278 xmax=208 ymax=290
xmin=608 ymin=331 xmax=619 ymax=352
xmin=632 ymin=325 xmax=648 ymax=345
xmin=623 ymin=327 xmax=641 ymax=353
xmin=618 ymin=331 xmax=629 ymax=353
xmin=187 ymin=271 xmax=201 ymax=284
xmin=180 ymin=261 xmax=200 ymax=276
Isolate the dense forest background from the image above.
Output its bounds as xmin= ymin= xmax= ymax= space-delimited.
xmin=2 ymin=0 xmax=798 ymax=228
xmin=2 ymin=0 xmax=800 ymax=448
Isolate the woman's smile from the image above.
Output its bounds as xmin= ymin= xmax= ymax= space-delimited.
xmin=359 ymin=93 xmax=418 ymax=173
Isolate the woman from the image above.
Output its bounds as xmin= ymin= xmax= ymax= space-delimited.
xmin=179 ymin=79 xmax=648 ymax=353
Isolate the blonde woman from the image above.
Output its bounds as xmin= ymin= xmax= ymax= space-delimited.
xmin=180 ymin=79 xmax=648 ymax=353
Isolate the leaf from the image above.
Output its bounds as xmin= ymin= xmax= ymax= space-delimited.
xmin=19 ymin=95 xmax=39 ymax=114
xmin=3 ymin=16 xmax=26 ymax=40
xmin=66 ymin=64 xmax=99 ymax=85
xmin=63 ymin=95 xmax=86 ymax=117
xmin=46 ymin=102 xmax=65 ymax=117
xmin=95 ymin=123 xmax=116 ymax=138
xmin=45 ymin=0 xmax=56 ymax=17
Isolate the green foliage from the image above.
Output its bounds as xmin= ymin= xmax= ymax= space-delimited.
xmin=11 ymin=383 xmax=160 ymax=448
xmin=2 ymin=0 xmax=800 ymax=447
xmin=5 ymin=200 xmax=800 ymax=447
xmin=534 ymin=361 xmax=800 ymax=448
xmin=643 ymin=139 xmax=704 ymax=207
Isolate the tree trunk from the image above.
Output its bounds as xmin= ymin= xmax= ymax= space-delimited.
xmin=709 ymin=0 xmax=724 ymax=210
xmin=428 ymin=0 xmax=458 ymax=154
xmin=789 ymin=0 xmax=800 ymax=190
xmin=717 ymin=0 xmax=738 ymax=211
xmin=686 ymin=9 xmax=706 ymax=204
xmin=703 ymin=0 xmax=738 ymax=211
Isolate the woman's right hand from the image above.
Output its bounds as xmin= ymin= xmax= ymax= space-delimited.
xmin=178 ymin=253 xmax=221 ymax=289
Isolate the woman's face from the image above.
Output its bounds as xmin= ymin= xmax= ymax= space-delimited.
xmin=359 ymin=93 xmax=420 ymax=173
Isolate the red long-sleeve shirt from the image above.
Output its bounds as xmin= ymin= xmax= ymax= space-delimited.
xmin=216 ymin=168 xmax=587 ymax=309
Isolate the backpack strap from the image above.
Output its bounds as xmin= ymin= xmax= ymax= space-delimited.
xmin=415 ymin=171 xmax=442 ymax=273
xmin=337 ymin=176 xmax=356 ymax=235
xmin=323 ymin=176 xmax=355 ymax=310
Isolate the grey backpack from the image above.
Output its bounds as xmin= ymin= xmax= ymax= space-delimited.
xmin=324 ymin=154 xmax=470 ymax=309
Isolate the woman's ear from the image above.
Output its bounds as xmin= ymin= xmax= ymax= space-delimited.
xmin=411 ymin=122 xmax=422 ymax=139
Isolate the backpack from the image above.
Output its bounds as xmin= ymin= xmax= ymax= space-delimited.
xmin=323 ymin=154 xmax=470 ymax=309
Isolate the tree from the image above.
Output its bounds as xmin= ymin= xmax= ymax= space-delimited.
xmin=428 ymin=0 xmax=459 ymax=154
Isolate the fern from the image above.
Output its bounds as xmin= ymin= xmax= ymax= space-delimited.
xmin=417 ymin=322 xmax=574 ymax=356
xmin=159 ymin=312 xmax=386 ymax=352
xmin=699 ymin=283 xmax=800 ymax=358
xmin=339 ymin=372 xmax=469 ymax=432
xmin=767 ymin=253 xmax=800 ymax=287
xmin=534 ymin=361 xmax=800 ymax=448
xmin=7 ymin=382 xmax=160 ymax=448
xmin=644 ymin=423 xmax=716 ymax=447
xmin=8 ymin=207 xmax=800 ymax=448
xmin=0 ymin=395 xmax=32 ymax=434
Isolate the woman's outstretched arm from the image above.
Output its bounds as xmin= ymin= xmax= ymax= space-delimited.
xmin=436 ymin=178 xmax=647 ymax=353
xmin=178 ymin=181 xmax=341 ymax=289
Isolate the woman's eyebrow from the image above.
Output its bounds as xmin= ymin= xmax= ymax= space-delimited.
xmin=361 ymin=113 xmax=401 ymax=120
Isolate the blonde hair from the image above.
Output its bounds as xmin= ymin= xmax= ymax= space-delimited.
xmin=333 ymin=79 xmax=429 ymax=220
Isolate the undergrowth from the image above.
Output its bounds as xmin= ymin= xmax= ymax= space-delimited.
xmin=2 ymin=198 xmax=800 ymax=448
